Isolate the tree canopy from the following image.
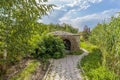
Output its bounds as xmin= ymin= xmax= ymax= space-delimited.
xmin=0 ymin=0 xmax=54 ymax=75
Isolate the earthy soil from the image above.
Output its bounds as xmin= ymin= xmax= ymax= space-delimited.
xmin=3 ymin=58 xmax=30 ymax=80
xmin=2 ymin=58 xmax=50 ymax=80
xmin=31 ymin=61 xmax=50 ymax=80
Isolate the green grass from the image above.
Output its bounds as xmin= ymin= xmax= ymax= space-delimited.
xmin=10 ymin=60 xmax=40 ymax=80
xmin=80 ymin=41 xmax=97 ymax=52
xmin=80 ymin=48 xmax=102 ymax=72
xmin=79 ymin=41 xmax=118 ymax=80
xmin=70 ymin=50 xmax=83 ymax=55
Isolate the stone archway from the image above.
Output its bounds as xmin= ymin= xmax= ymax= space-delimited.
xmin=50 ymin=31 xmax=80 ymax=51
xmin=63 ymin=39 xmax=71 ymax=50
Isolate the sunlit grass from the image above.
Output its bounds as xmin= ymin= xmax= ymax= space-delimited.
xmin=10 ymin=60 xmax=40 ymax=80
xmin=70 ymin=49 xmax=83 ymax=55
xmin=79 ymin=41 xmax=118 ymax=80
xmin=80 ymin=41 xmax=97 ymax=52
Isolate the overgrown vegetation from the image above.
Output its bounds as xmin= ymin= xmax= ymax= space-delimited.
xmin=0 ymin=1 xmax=79 ymax=78
xmin=10 ymin=60 xmax=40 ymax=80
xmin=80 ymin=41 xmax=97 ymax=52
xmin=0 ymin=0 xmax=53 ymax=78
xmin=31 ymin=34 xmax=65 ymax=59
xmin=70 ymin=50 xmax=83 ymax=55
xmin=82 ymin=25 xmax=90 ymax=40
xmin=80 ymin=14 xmax=120 ymax=79
xmin=79 ymin=42 xmax=119 ymax=80
xmin=47 ymin=23 xmax=78 ymax=33
xmin=89 ymin=15 xmax=120 ymax=78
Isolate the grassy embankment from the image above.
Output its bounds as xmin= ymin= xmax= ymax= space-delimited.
xmin=79 ymin=41 xmax=117 ymax=80
xmin=10 ymin=60 xmax=40 ymax=80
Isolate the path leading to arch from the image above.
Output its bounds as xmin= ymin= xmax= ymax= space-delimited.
xmin=44 ymin=49 xmax=88 ymax=80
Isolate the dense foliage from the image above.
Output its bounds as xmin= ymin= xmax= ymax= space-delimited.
xmin=10 ymin=60 xmax=40 ymax=80
xmin=31 ymin=34 xmax=65 ymax=59
xmin=47 ymin=23 xmax=79 ymax=33
xmin=0 ymin=0 xmax=53 ymax=78
xmin=34 ymin=23 xmax=79 ymax=34
xmin=89 ymin=15 xmax=120 ymax=78
xmin=82 ymin=25 xmax=90 ymax=40
xmin=0 ymin=0 xmax=78 ymax=77
xmin=0 ymin=0 xmax=85 ymax=79
xmin=80 ymin=41 xmax=118 ymax=80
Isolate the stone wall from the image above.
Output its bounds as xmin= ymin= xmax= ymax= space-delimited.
xmin=51 ymin=31 xmax=80 ymax=51
xmin=58 ymin=35 xmax=80 ymax=51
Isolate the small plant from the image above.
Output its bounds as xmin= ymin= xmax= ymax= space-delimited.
xmin=70 ymin=50 xmax=83 ymax=55
xmin=53 ymin=52 xmax=65 ymax=59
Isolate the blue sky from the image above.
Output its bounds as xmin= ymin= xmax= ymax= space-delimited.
xmin=41 ymin=0 xmax=120 ymax=31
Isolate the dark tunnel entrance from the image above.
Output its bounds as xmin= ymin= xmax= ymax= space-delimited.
xmin=63 ymin=39 xmax=71 ymax=50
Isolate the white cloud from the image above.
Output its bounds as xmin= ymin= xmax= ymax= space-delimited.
xmin=41 ymin=0 xmax=120 ymax=31
xmin=89 ymin=0 xmax=102 ymax=3
xmin=49 ymin=0 xmax=103 ymax=23
xmin=59 ymin=9 xmax=120 ymax=31
xmin=48 ymin=0 xmax=102 ymax=11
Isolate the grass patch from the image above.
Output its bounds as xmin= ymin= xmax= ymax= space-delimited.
xmin=79 ymin=41 xmax=118 ymax=80
xmin=79 ymin=41 xmax=102 ymax=72
xmin=80 ymin=48 xmax=102 ymax=72
xmin=10 ymin=60 xmax=40 ymax=80
xmin=80 ymin=41 xmax=97 ymax=52
xmin=70 ymin=49 xmax=83 ymax=55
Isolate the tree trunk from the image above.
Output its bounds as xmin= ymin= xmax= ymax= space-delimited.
xmin=3 ymin=49 xmax=7 ymax=73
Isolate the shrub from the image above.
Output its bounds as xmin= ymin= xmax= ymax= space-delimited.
xmin=31 ymin=34 xmax=65 ymax=59
xmin=53 ymin=52 xmax=63 ymax=59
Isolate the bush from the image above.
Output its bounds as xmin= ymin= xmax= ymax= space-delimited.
xmin=53 ymin=52 xmax=64 ymax=59
xmin=31 ymin=34 xmax=65 ymax=59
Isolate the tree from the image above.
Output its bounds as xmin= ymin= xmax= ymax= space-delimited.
xmin=82 ymin=25 xmax=90 ymax=40
xmin=0 ymin=0 xmax=53 ymax=76
xmin=45 ymin=23 xmax=79 ymax=33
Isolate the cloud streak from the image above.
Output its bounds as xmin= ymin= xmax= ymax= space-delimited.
xmin=43 ymin=0 xmax=103 ymax=23
xmin=41 ymin=0 xmax=120 ymax=31
xmin=59 ymin=9 xmax=120 ymax=31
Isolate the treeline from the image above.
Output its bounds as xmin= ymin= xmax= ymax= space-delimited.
xmin=36 ymin=23 xmax=78 ymax=33
xmin=89 ymin=15 xmax=120 ymax=79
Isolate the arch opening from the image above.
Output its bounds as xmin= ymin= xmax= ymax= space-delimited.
xmin=63 ymin=39 xmax=71 ymax=50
